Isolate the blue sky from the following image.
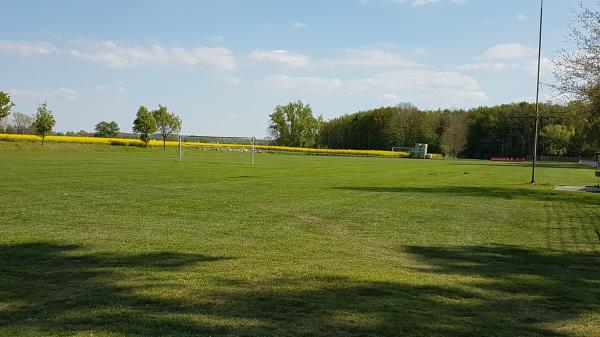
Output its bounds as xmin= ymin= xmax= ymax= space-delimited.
xmin=0 ymin=0 xmax=593 ymax=137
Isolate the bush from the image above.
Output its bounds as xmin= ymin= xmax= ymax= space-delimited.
xmin=110 ymin=140 xmax=129 ymax=146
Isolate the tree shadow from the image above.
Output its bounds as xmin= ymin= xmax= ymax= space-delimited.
xmin=455 ymin=162 xmax=595 ymax=170
xmin=403 ymin=245 xmax=600 ymax=336
xmin=1 ymin=243 xmax=598 ymax=336
xmin=0 ymin=243 xmax=231 ymax=336
xmin=336 ymin=185 xmax=600 ymax=206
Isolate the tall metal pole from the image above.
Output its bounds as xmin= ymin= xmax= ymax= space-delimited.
xmin=531 ymin=0 xmax=544 ymax=184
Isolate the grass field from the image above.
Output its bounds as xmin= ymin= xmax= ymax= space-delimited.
xmin=1 ymin=141 xmax=599 ymax=337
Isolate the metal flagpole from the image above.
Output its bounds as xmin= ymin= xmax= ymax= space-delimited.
xmin=531 ymin=0 xmax=544 ymax=184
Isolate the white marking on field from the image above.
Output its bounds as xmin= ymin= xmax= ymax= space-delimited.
xmin=554 ymin=186 xmax=600 ymax=193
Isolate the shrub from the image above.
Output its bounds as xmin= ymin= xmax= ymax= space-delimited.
xmin=110 ymin=139 xmax=129 ymax=146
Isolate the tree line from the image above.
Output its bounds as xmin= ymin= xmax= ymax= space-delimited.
xmin=2 ymin=91 xmax=596 ymax=158
xmin=268 ymin=3 xmax=600 ymax=159
xmin=267 ymin=100 xmax=598 ymax=158
xmin=0 ymin=95 xmax=182 ymax=148
xmin=319 ymin=101 xmax=597 ymax=158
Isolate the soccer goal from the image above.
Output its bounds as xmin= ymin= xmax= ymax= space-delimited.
xmin=179 ymin=135 xmax=267 ymax=164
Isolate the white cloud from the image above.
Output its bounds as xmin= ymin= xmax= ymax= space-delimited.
xmin=8 ymin=88 xmax=79 ymax=101
xmin=209 ymin=36 xmax=225 ymax=42
xmin=458 ymin=62 xmax=506 ymax=72
xmin=410 ymin=0 xmax=439 ymax=5
xmin=412 ymin=48 xmax=428 ymax=56
xmin=376 ymin=93 xmax=402 ymax=104
xmin=260 ymin=75 xmax=343 ymax=91
xmin=352 ymin=70 xmax=484 ymax=99
xmin=325 ymin=49 xmax=418 ymax=67
xmin=214 ymin=76 xmax=244 ymax=85
xmin=293 ymin=22 xmax=308 ymax=29
xmin=0 ymin=41 xmax=57 ymax=56
xmin=516 ymin=13 xmax=528 ymax=21
xmin=249 ymin=50 xmax=311 ymax=67
xmin=482 ymin=43 xmax=536 ymax=60
xmin=260 ymin=69 xmax=486 ymax=107
xmin=68 ymin=40 xmax=235 ymax=69
xmin=516 ymin=57 xmax=554 ymax=76
xmin=467 ymin=43 xmax=553 ymax=76
xmin=380 ymin=0 xmax=466 ymax=6
xmin=95 ymin=85 xmax=127 ymax=93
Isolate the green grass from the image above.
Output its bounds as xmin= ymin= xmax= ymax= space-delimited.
xmin=1 ymin=141 xmax=599 ymax=337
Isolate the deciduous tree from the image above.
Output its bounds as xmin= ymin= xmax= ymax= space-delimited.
xmin=132 ymin=106 xmax=156 ymax=145
xmin=32 ymin=103 xmax=56 ymax=145
xmin=269 ymin=100 xmax=320 ymax=148
xmin=553 ymin=2 xmax=600 ymax=99
xmin=12 ymin=112 xmax=34 ymax=134
xmin=541 ymin=124 xmax=576 ymax=156
xmin=440 ymin=111 xmax=470 ymax=158
xmin=0 ymin=91 xmax=14 ymax=121
xmin=152 ymin=105 xmax=182 ymax=150
xmin=94 ymin=121 xmax=120 ymax=138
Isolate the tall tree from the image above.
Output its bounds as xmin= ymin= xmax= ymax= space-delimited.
xmin=0 ymin=91 xmax=14 ymax=121
xmin=94 ymin=121 xmax=120 ymax=138
xmin=269 ymin=100 xmax=320 ymax=148
xmin=553 ymin=2 xmax=600 ymax=99
xmin=132 ymin=106 xmax=156 ymax=145
xmin=553 ymin=2 xmax=600 ymax=147
xmin=152 ymin=105 xmax=182 ymax=150
xmin=12 ymin=112 xmax=34 ymax=134
xmin=540 ymin=124 xmax=576 ymax=156
xmin=32 ymin=103 xmax=56 ymax=145
xmin=440 ymin=111 xmax=470 ymax=158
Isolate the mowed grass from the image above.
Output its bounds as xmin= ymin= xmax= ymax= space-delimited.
xmin=0 ymin=141 xmax=599 ymax=337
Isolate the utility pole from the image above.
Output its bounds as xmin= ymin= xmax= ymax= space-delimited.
xmin=531 ymin=0 xmax=544 ymax=184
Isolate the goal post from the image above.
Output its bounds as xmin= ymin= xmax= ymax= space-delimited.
xmin=251 ymin=137 xmax=255 ymax=165
xmin=178 ymin=135 xmax=264 ymax=164
xmin=178 ymin=136 xmax=182 ymax=162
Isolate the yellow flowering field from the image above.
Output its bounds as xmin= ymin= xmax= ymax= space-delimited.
xmin=0 ymin=133 xmax=444 ymax=158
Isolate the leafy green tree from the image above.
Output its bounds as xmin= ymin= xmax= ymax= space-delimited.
xmin=132 ymin=106 xmax=156 ymax=145
xmin=269 ymin=100 xmax=320 ymax=148
xmin=32 ymin=102 xmax=56 ymax=145
xmin=94 ymin=121 xmax=120 ymax=138
xmin=0 ymin=91 xmax=15 ymax=121
xmin=541 ymin=124 xmax=576 ymax=156
xmin=152 ymin=105 xmax=182 ymax=150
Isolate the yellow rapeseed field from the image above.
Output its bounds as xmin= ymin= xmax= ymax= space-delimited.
xmin=0 ymin=133 xmax=443 ymax=158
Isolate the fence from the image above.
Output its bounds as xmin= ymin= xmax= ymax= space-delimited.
xmin=536 ymin=155 xmax=595 ymax=163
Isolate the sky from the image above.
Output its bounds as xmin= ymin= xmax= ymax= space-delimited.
xmin=0 ymin=0 xmax=595 ymax=137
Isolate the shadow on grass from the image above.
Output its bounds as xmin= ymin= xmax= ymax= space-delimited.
xmin=336 ymin=185 xmax=600 ymax=206
xmin=1 ymin=243 xmax=599 ymax=336
xmin=456 ymin=162 xmax=595 ymax=170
